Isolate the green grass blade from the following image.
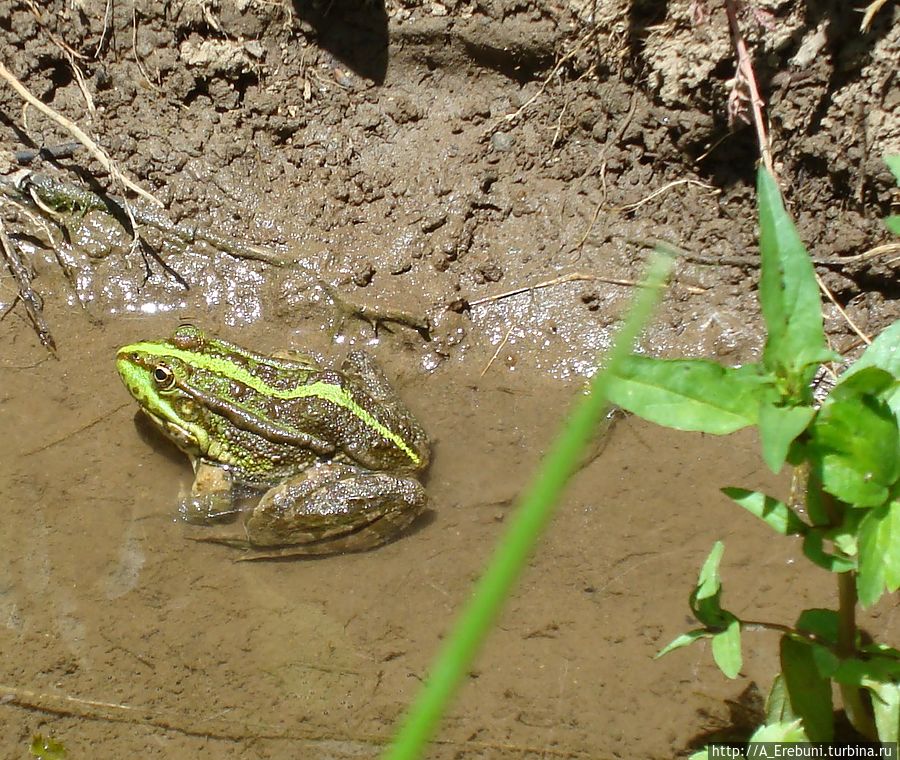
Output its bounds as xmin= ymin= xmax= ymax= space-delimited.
xmin=382 ymin=253 xmax=674 ymax=760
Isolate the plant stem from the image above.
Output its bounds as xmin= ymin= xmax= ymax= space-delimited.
xmin=836 ymin=570 xmax=877 ymax=739
xmin=740 ymin=620 xmax=836 ymax=652
xmin=381 ymin=254 xmax=674 ymax=760
xmin=723 ymin=0 xmax=774 ymax=176
xmin=820 ymin=488 xmax=878 ymax=739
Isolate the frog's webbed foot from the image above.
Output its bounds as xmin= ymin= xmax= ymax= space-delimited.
xmin=180 ymin=460 xmax=241 ymax=525
xmin=179 ymin=494 xmax=241 ymax=525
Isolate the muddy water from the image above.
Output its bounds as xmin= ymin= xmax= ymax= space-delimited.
xmin=0 ymin=309 xmax=863 ymax=759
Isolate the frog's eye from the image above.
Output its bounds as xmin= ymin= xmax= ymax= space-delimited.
xmin=153 ymin=364 xmax=176 ymax=390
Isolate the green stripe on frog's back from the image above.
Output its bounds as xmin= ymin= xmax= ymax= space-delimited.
xmin=202 ymin=335 xmax=322 ymax=375
xmin=122 ymin=341 xmax=423 ymax=467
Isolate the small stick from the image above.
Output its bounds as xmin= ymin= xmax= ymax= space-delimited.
xmin=95 ymin=0 xmax=113 ymax=57
xmin=488 ymin=25 xmax=600 ymax=134
xmin=480 ymin=323 xmax=515 ymax=377
xmin=469 ymin=271 xmax=704 ymax=308
xmin=724 ymin=0 xmax=774 ymax=176
xmin=570 ymin=93 xmax=639 ymax=254
xmin=0 ymin=217 xmax=57 ymax=355
xmin=815 ymin=271 xmax=872 ymax=346
xmin=0 ymin=60 xmax=163 ymax=207
xmin=837 ymin=242 xmax=900 ymax=265
xmin=860 ymin=0 xmax=889 ymax=31
xmin=610 ymin=179 xmax=719 ymax=214
xmin=132 ymin=7 xmax=160 ymax=90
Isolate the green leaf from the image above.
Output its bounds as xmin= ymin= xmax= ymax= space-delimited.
xmin=757 ymin=168 xmax=832 ymax=385
xmin=795 ymin=609 xmax=839 ymax=644
xmin=858 ymin=501 xmax=900 ymax=607
xmin=722 ymin=487 xmax=808 ymax=535
xmin=810 ymin=392 xmax=899 ymax=507
xmin=864 ymin=678 xmax=900 ymax=743
xmin=688 ymin=750 xmax=710 ymax=760
xmin=886 ymin=215 xmax=900 ymax=236
xmin=766 ymin=674 xmax=796 ymax=725
xmin=802 ymin=530 xmax=856 ymax=572
xmin=656 ymin=629 xmax=711 ymax=658
xmin=607 ymin=357 xmax=763 ymax=434
xmin=689 ymin=541 xmax=732 ymax=628
xmin=835 ymin=322 xmax=900 ymax=416
xmin=696 ymin=541 xmax=725 ymax=599
xmin=758 ymin=403 xmax=816 ymax=473
xmin=30 ymin=735 xmax=66 ymax=760
xmin=711 ymin=613 xmax=742 ymax=679
xmin=829 ymin=365 xmax=897 ymax=403
xmin=830 ymin=655 xmax=900 ymax=685
xmin=886 ymin=155 xmax=900 ymax=184
xmin=861 ymin=642 xmax=900 ymax=661
xmin=748 ymin=719 xmax=809 ymax=742
xmin=780 ymin=635 xmax=834 ymax=741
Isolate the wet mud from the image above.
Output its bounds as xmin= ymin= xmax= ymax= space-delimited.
xmin=1 ymin=0 xmax=898 ymax=757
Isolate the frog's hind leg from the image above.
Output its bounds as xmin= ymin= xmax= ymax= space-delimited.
xmin=194 ymin=464 xmax=427 ymax=559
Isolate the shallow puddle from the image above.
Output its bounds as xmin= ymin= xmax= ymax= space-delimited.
xmin=3 ymin=311 xmax=885 ymax=759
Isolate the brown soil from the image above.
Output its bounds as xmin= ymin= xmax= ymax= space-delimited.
xmin=0 ymin=0 xmax=898 ymax=757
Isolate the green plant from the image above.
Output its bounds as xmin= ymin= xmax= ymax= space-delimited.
xmin=607 ymin=165 xmax=900 ymax=748
xmin=382 ymin=254 xmax=673 ymax=759
xmin=29 ymin=734 xmax=66 ymax=760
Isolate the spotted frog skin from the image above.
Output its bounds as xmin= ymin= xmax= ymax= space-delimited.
xmin=116 ymin=325 xmax=430 ymax=557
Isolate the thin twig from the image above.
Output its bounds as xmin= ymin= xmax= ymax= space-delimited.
xmin=95 ymin=0 xmax=114 ymax=57
xmin=815 ymin=271 xmax=872 ymax=346
xmin=860 ymin=0 xmax=890 ymax=31
xmin=838 ymin=241 xmax=900 ymax=264
xmin=21 ymin=1 xmax=96 ymax=113
xmin=571 ymin=93 xmax=639 ymax=254
xmin=487 ymin=25 xmax=600 ymax=134
xmin=132 ymin=7 xmax=160 ymax=90
xmin=724 ymin=0 xmax=774 ymax=176
xmin=0 ymin=683 xmax=590 ymax=757
xmin=480 ymin=324 xmax=515 ymax=377
xmin=0 ymin=60 xmax=163 ymax=207
xmin=469 ymin=271 xmax=703 ymax=309
xmin=0 ymin=217 xmax=57 ymax=355
xmin=610 ymin=179 xmax=719 ymax=214
xmin=320 ymin=281 xmax=431 ymax=337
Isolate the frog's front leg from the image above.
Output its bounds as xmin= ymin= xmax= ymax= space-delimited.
xmin=197 ymin=463 xmax=427 ymax=558
xmin=178 ymin=460 xmax=239 ymax=524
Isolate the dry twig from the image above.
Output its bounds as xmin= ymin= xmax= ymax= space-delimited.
xmin=0 ymin=60 xmax=163 ymax=207
xmin=487 ymin=25 xmax=600 ymax=135
xmin=860 ymin=0 xmax=890 ymax=31
xmin=815 ymin=271 xmax=872 ymax=346
xmin=469 ymin=271 xmax=704 ymax=310
xmin=610 ymin=179 xmax=719 ymax=214
xmin=838 ymin=242 xmax=900 ymax=265
xmin=0 ymin=217 xmax=57 ymax=355
xmin=723 ymin=0 xmax=774 ymax=175
xmin=480 ymin=324 xmax=515 ymax=377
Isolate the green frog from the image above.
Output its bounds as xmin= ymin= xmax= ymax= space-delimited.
xmin=116 ymin=324 xmax=430 ymax=557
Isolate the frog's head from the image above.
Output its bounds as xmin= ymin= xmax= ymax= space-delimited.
xmin=116 ymin=325 xmax=214 ymax=458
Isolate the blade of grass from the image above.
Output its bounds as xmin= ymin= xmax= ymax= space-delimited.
xmin=382 ymin=252 xmax=675 ymax=760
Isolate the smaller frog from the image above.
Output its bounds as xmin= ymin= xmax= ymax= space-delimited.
xmin=116 ymin=325 xmax=430 ymax=557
